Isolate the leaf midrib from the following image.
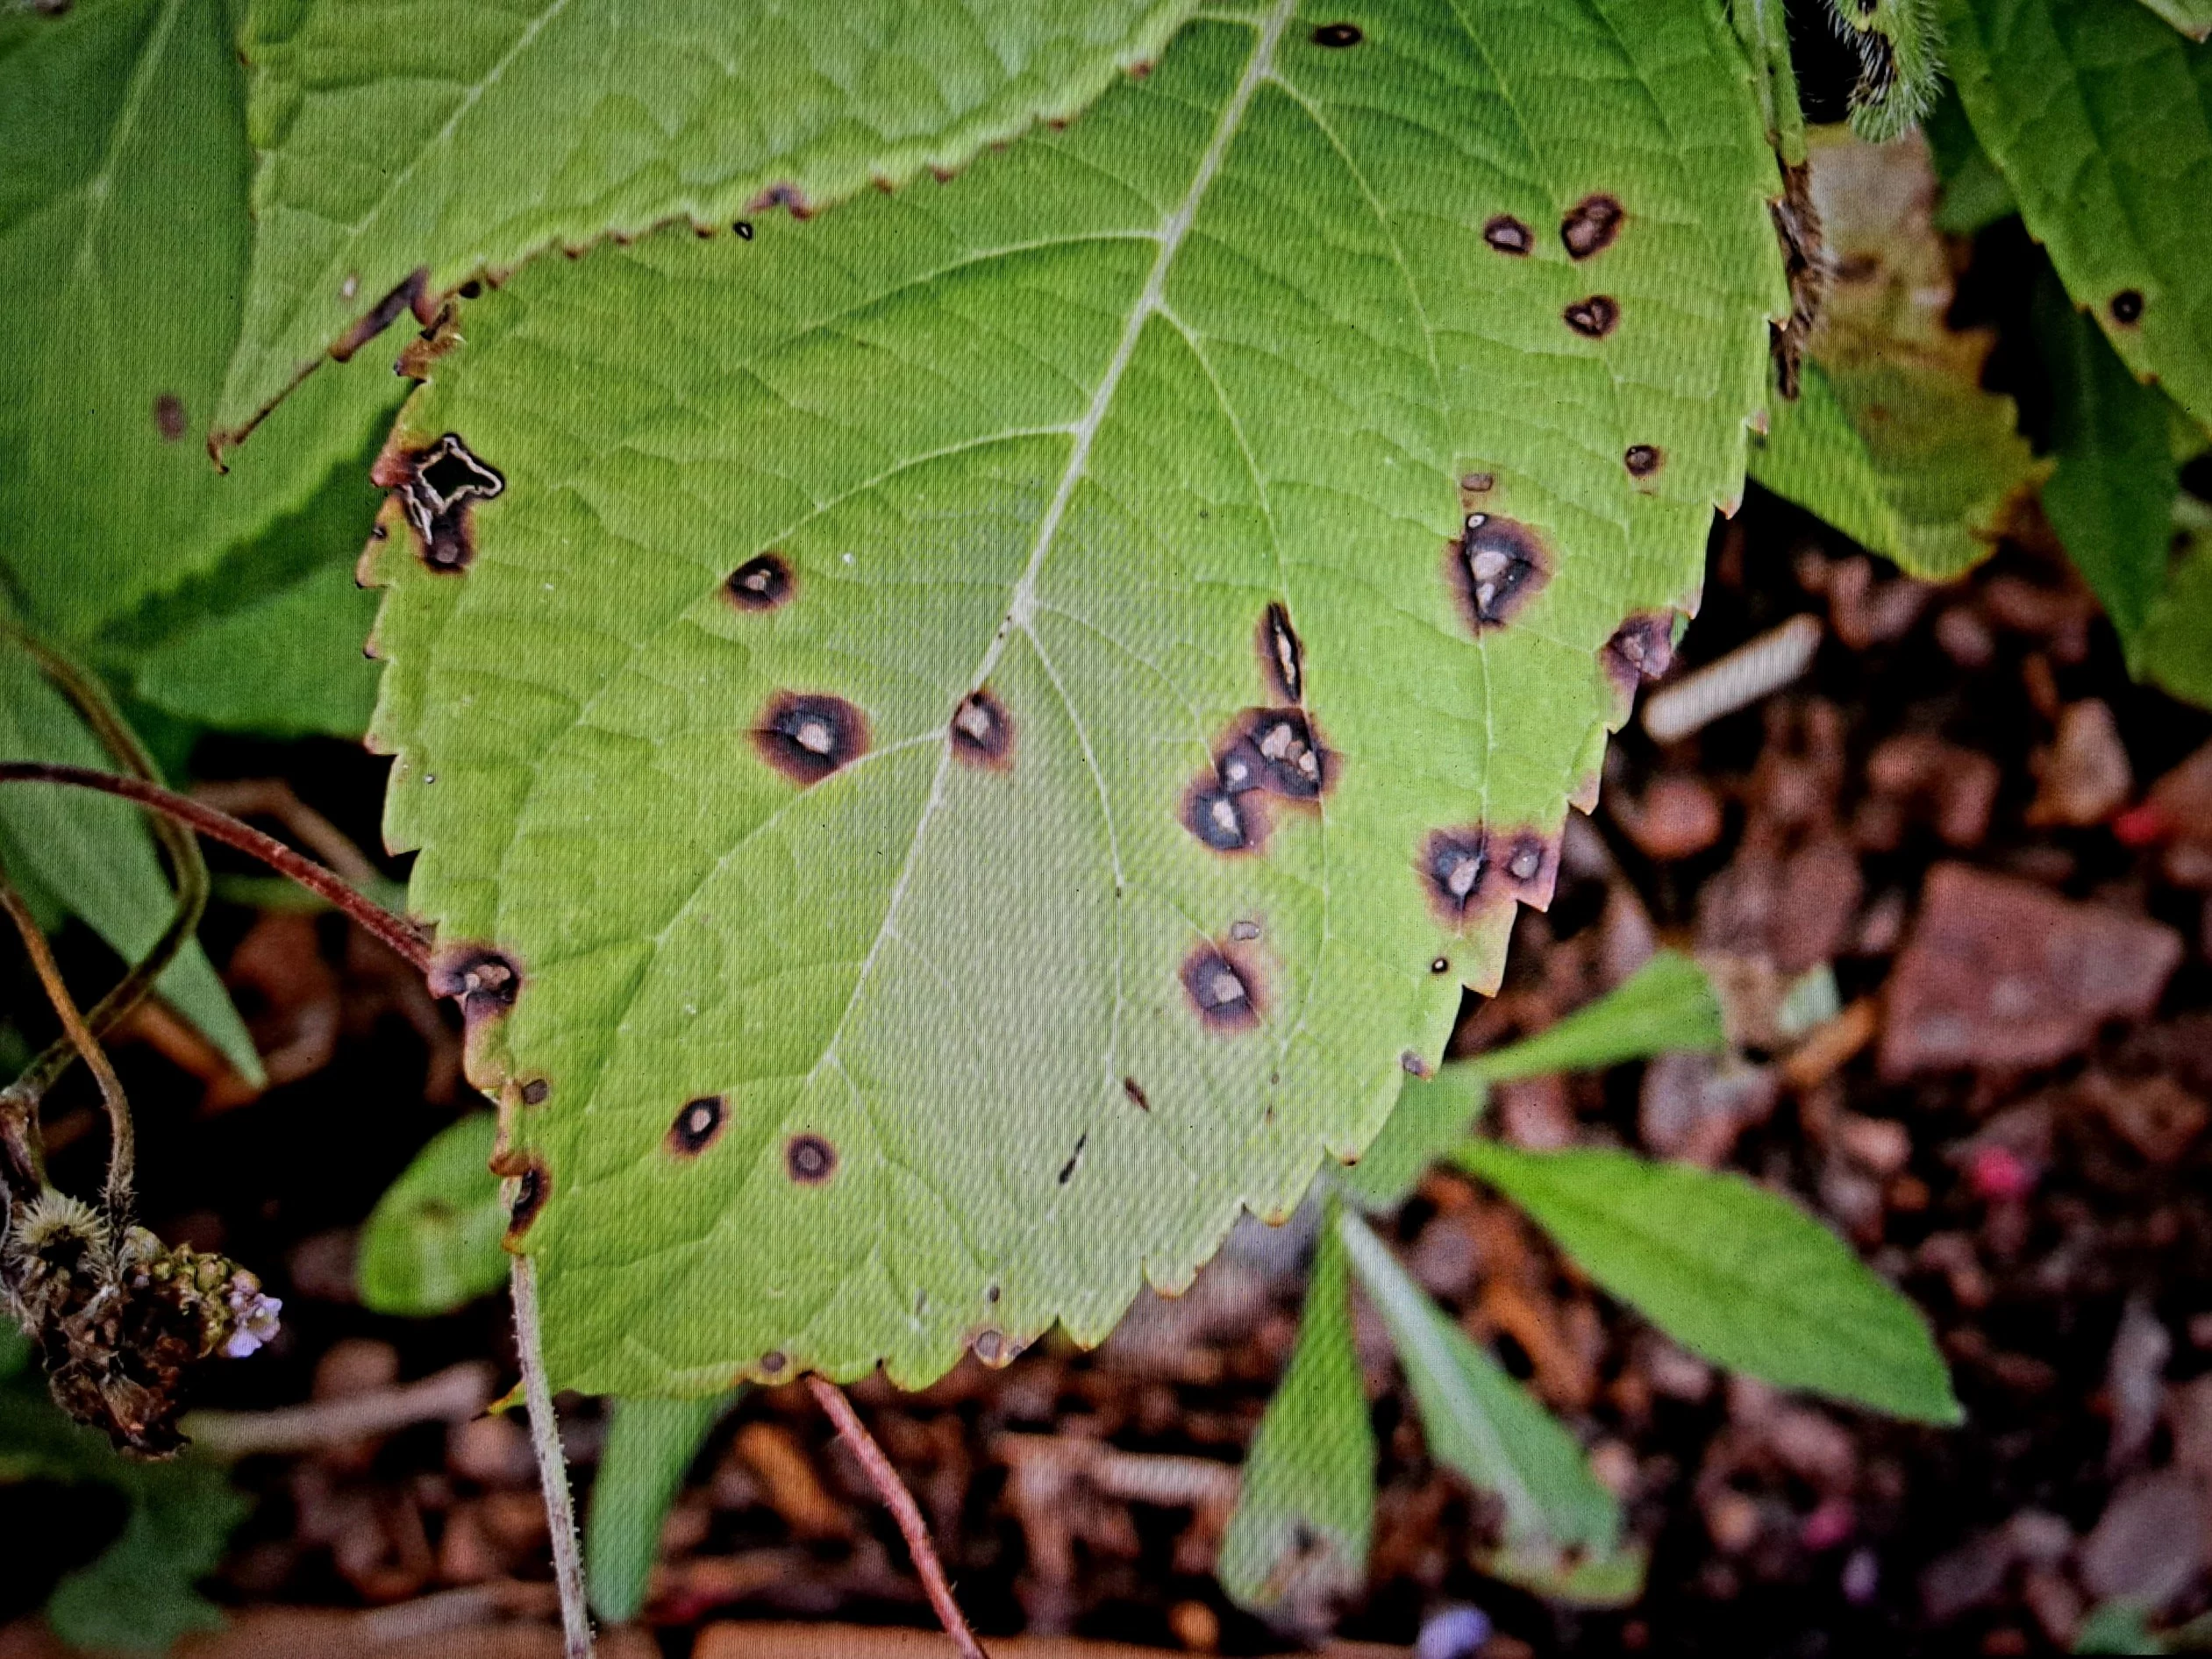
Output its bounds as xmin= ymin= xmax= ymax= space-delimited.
xmin=802 ymin=0 xmax=1302 ymax=1107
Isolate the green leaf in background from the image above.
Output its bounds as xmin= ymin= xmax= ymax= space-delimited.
xmin=2137 ymin=0 xmax=2212 ymax=41
xmin=1341 ymin=951 xmax=1728 ymax=1210
xmin=1337 ymin=1207 xmax=1621 ymax=1557
xmin=2073 ymin=1598 xmax=2162 ymax=1655
xmin=1218 ymin=1195 xmax=1374 ymax=1617
xmin=94 ymin=413 xmax=395 ymax=740
xmin=366 ymin=0 xmax=1786 ymax=1395
xmin=357 ymin=1113 xmax=510 ymax=1316
xmin=1823 ymin=0 xmax=1947 ymax=143
xmin=1453 ymin=1142 xmax=1961 ymax=1423
xmin=1941 ymin=0 xmax=2212 ymax=435
xmin=1749 ymin=125 xmax=2045 ymax=580
xmin=1923 ymin=86 xmax=2016 ymax=237
xmin=0 ymin=1375 xmax=249 ymax=1654
xmin=219 ymin=0 xmax=1202 ymax=436
xmin=2036 ymin=271 xmax=2184 ymax=663
xmin=2142 ymin=509 xmax=2212 ymax=710
xmin=0 ymin=639 xmax=260 ymax=1082
xmin=0 ymin=0 xmax=404 ymax=648
xmin=587 ymin=1391 xmax=743 ymax=1623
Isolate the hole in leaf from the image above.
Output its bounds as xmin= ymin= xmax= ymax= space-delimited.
xmin=396 ymin=434 xmax=503 ymax=573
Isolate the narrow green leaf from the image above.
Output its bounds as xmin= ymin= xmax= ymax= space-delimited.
xmin=2036 ymin=272 xmax=2183 ymax=660
xmin=1749 ymin=127 xmax=2044 ymax=581
xmin=586 ymin=1391 xmax=742 ymax=1623
xmin=1218 ymin=1194 xmax=1374 ymax=1615
xmin=357 ymin=1113 xmax=510 ymax=1316
xmin=1341 ymin=951 xmax=1725 ymax=1210
xmin=1338 ymin=1207 xmax=1619 ymax=1556
xmin=1942 ymin=0 xmax=2212 ymax=433
xmin=0 ymin=0 xmax=403 ymax=645
xmin=0 ymin=638 xmax=260 ymax=1082
xmin=367 ymin=0 xmax=1787 ymax=1396
xmin=1453 ymin=1142 xmax=1961 ymax=1423
xmin=220 ymin=0 xmax=1202 ymax=434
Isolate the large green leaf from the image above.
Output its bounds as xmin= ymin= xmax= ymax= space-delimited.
xmin=367 ymin=0 xmax=1786 ymax=1395
xmin=1218 ymin=1194 xmax=1374 ymax=1614
xmin=1337 ymin=1206 xmax=1619 ymax=1555
xmin=1454 ymin=1141 xmax=1961 ymax=1422
xmin=1748 ymin=126 xmax=2044 ymax=580
xmin=218 ymin=0 xmax=1202 ymax=437
xmin=1341 ymin=949 xmax=1727 ymax=1210
xmin=2036 ymin=272 xmax=2184 ymax=659
xmin=0 ymin=638 xmax=259 ymax=1081
xmin=1941 ymin=0 xmax=2212 ymax=434
xmin=0 ymin=0 xmax=403 ymax=645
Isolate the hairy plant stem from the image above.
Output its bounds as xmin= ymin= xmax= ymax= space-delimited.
xmin=0 ymin=763 xmax=429 ymax=972
xmin=513 ymin=1257 xmax=594 ymax=1659
xmin=0 ymin=633 xmax=210 ymax=1111
xmin=0 ymin=864 xmax=132 ymax=1227
xmin=808 ymin=1373 xmax=991 ymax=1659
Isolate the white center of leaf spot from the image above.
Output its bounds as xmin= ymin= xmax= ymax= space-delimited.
xmin=795 ymin=720 xmax=833 ymax=755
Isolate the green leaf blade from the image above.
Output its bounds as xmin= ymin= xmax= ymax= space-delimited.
xmin=1338 ymin=1206 xmax=1620 ymax=1555
xmin=220 ymin=0 xmax=1206 ymax=435
xmin=357 ymin=1113 xmax=510 ymax=1317
xmin=1454 ymin=1142 xmax=1961 ymax=1424
xmin=586 ymin=1392 xmax=741 ymax=1623
xmin=0 ymin=639 xmax=260 ymax=1082
xmin=367 ymin=0 xmax=1786 ymax=1396
xmin=1219 ymin=1195 xmax=1374 ymax=1615
xmin=1941 ymin=0 xmax=2212 ymax=434
xmin=1340 ymin=949 xmax=1726 ymax=1210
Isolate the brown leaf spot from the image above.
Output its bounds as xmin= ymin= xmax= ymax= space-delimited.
xmin=1420 ymin=826 xmax=1558 ymax=926
xmin=1182 ymin=780 xmax=1268 ymax=854
xmin=1560 ymin=194 xmax=1625 ymax=260
xmin=1565 ymin=295 xmax=1620 ymax=338
xmin=428 ymin=946 xmax=522 ymax=1023
xmin=950 ymin=688 xmax=1014 ymax=770
xmin=1604 ymin=611 xmax=1677 ymax=703
xmin=1624 ymin=444 xmax=1664 ymax=479
xmin=724 ymin=553 xmax=793 ymax=610
xmin=1431 ymin=956 xmax=1451 ymax=974
xmin=1310 ymin=21 xmax=1363 ymax=46
xmin=332 ymin=267 xmax=430 ymax=362
xmin=1482 ymin=216 xmax=1534 ymax=256
xmin=1259 ymin=602 xmax=1304 ymax=703
xmin=520 ymin=1079 xmax=551 ymax=1107
xmin=1123 ymin=1077 xmax=1151 ymax=1112
xmin=734 ymin=221 xmax=755 ymax=240
xmin=667 ymin=1094 xmax=727 ymax=1157
xmin=1460 ymin=471 xmax=1495 ymax=495
xmin=1240 ymin=708 xmax=1328 ymax=799
xmin=974 ymin=1329 xmax=1009 ymax=1365
xmin=748 ymin=182 xmax=812 ymax=220
xmin=1182 ymin=943 xmax=1261 ymax=1032
xmin=152 ymin=393 xmax=186 ymax=442
xmin=2111 ymin=289 xmax=2145 ymax=326
xmin=1447 ymin=513 xmax=1552 ymax=631
xmin=492 ymin=1151 xmax=550 ymax=1246
xmin=754 ymin=694 xmax=868 ymax=784
xmin=785 ymin=1133 xmax=837 ymax=1185
xmin=759 ymin=1350 xmax=788 ymax=1375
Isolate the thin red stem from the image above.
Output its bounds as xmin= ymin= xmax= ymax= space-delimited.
xmin=0 ymin=763 xmax=429 ymax=973
xmin=807 ymin=1374 xmax=988 ymax=1659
